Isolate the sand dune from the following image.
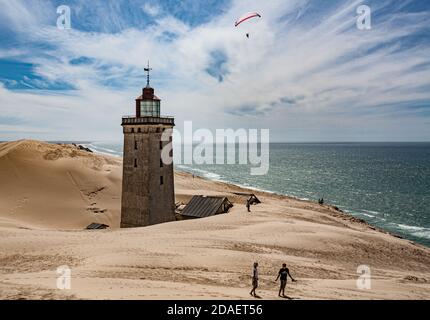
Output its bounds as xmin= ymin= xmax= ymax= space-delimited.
xmin=0 ymin=140 xmax=429 ymax=300
xmin=0 ymin=140 xmax=121 ymax=229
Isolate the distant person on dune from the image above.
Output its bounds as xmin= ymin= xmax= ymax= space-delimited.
xmin=246 ymin=199 xmax=251 ymax=212
xmin=250 ymin=262 xmax=259 ymax=297
xmin=275 ymin=263 xmax=296 ymax=297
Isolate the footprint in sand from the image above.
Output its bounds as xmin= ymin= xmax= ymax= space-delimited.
xmin=86 ymin=204 xmax=107 ymax=214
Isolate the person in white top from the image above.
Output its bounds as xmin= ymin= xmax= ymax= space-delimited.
xmin=250 ymin=262 xmax=259 ymax=297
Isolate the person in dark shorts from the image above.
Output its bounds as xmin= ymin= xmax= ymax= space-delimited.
xmin=250 ymin=262 xmax=259 ymax=297
xmin=275 ymin=263 xmax=296 ymax=297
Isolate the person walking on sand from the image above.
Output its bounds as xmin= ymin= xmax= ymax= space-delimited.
xmin=275 ymin=263 xmax=296 ymax=297
xmin=250 ymin=262 xmax=259 ymax=297
xmin=246 ymin=199 xmax=251 ymax=212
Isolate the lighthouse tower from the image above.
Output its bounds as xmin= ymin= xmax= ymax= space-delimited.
xmin=120 ymin=63 xmax=175 ymax=227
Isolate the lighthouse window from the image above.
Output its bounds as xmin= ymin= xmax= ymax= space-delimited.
xmin=134 ymin=140 xmax=137 ymax=150
xmin=131 ymin=128 xmax=135 ymax=133
xmin=134 ymin=159 xmax=137 ymax=167
xmin=140 ymin=100 xmax=160 ymax=117
xmin=159 ymin=141 xmax=163 ymax=149
xmin=138 ymin=128 xmax=141 ymax=133
xmin=160 ymin=176 xmax=164 ymax=185
xmin=160 ymin=159 xmax=163 ymax=167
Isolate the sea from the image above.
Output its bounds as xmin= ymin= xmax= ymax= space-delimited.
xmin=84 ymin=141 xmax=430 ymax=247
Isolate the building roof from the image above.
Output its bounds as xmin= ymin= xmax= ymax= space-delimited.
xmin=86 ymin=223 xmax=109 ymax=230
xmin=136 ymin=86 xmax=161 ymax=101
xmin=135 ymin=94 xmax=161 ymax=101
xmin=233 ymin=192 xmax=261 ymax=204
xmin=180 ymin=195 xmax=232 ymax=218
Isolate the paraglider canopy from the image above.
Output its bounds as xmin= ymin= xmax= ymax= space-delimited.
xmin=234 ymin=12 xmax=261 ymax=27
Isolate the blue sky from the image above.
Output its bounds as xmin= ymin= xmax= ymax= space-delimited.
xmin=0 ymin=0 xmax=429 ymax=141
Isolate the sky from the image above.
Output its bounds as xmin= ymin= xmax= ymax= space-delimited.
xmin=0 ymin=0 xmax=429 ymax=142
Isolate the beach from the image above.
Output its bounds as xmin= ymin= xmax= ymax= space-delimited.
xmin=0 ymin=140 xmax=429 ymax=300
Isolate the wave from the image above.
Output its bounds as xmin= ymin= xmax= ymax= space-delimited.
xmin=175 ymin=165 xmax=222 ymax=181
xmin=397 ymin=224 xmax=425 ymax=231
xmin=175 ymin=165 xmax=276 ymax=194
xmin=412 ymin=231 xmax=430 ymax=240
xmin=363 ymin=210 xmax=380 ymax=215
xmin=396 ymin=224 xmax=430 ymax=239
xmin=84 ymin=143 xmax=122 ymax=157
xmin=232 ymin=182 xmax=276 ymax=195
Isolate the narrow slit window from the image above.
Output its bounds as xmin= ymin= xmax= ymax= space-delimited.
xmin=160 ymin=176 xmax=164 ymax=185
xmin=134 ymin=158 xmax=137 ymax=167
xmin=134 ymin=140 xmax=137 ymax=150
xmin=160 ymin=159 xmax=163 ymax=167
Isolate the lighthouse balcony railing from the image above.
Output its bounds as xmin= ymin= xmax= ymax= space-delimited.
xmin=122 ymin=115 xmax=174 ymax=125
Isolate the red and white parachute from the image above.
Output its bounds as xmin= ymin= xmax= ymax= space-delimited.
xmin=234 ymin=12 xmax=261 ymax=27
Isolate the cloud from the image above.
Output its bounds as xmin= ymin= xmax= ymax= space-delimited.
xmin=142 ymin=3 xmax=161 ymax=17
xmin=0 ymin=0 xmax=429 ymax=141
xmin=225 ymin=104 xmax=272 ymax=116
xmin=0 ymin=116 xmax=24 ymax=125
xmin=205 ymin=50 xmax=229 ymax=82
xmin=278 ymin=95 xmax=305 ymax=106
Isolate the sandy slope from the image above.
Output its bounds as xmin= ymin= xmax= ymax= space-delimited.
xmin=0 ymin=140 xmax=121 ymax=229
xmin=0 ymin=140 xmax=429 ymax=300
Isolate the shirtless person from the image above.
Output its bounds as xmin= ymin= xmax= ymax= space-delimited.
xmin=275 ymin=263 xmax=296 ymax=297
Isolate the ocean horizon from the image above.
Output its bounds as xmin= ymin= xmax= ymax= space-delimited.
xmin=80 ymin=141 xmax=430 ymax=248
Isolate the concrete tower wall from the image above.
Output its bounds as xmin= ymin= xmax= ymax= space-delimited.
xmin=120 ymin=124 xmax=175 ymax=227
